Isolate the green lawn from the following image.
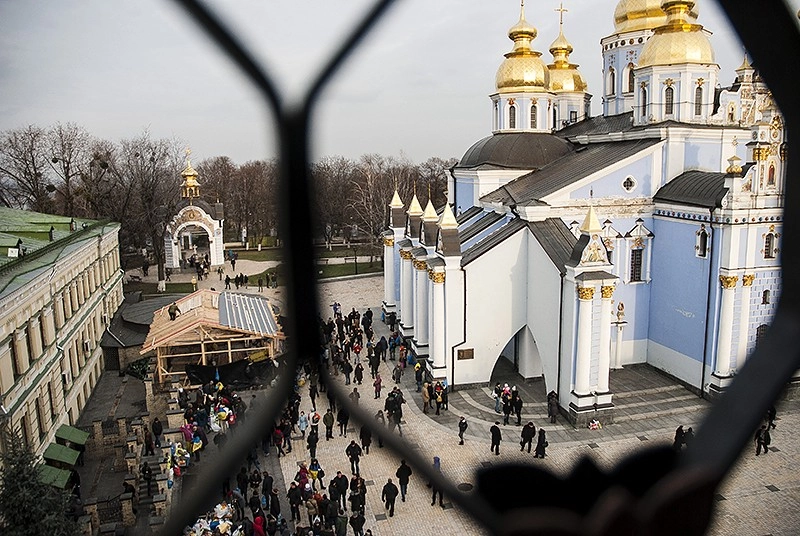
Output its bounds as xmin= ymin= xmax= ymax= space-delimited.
xmin=232 ymin=244 xmax=381 ymax=262
xmin=122 ymin=281 xmax=195 ymax=294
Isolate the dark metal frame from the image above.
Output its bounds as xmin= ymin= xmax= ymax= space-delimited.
xmin=160 ymin=1 xmax=800 ymax=534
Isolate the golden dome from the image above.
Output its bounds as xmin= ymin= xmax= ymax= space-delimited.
xmin=181 ymin=160 xmax=199 ymax=188
xmin=495 ymin=2 xmax=549 ymax=92
xmin=638 ymin=1 xmax=714 ymax=67
xmin=613 ymin=0 xmax=697 ymax=33
xmin=548 ymin=30 xmax=587 ymax=92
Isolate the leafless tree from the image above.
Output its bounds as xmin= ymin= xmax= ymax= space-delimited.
xmin=312 ymin=155 xmax=356 ymax=249
xmin=0 ymin=125 xmax=52 ymax=211
xmin=46 ymin=123 xmax=91 ymax=217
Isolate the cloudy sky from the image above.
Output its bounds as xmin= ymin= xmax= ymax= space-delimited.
xmin=0 ymin=1 xmax=789 ymax=165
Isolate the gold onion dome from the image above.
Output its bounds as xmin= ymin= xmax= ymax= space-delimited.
xmin=637 ymin=1 xmax=714 ymax=68
xmin=181 ymin=159 xmax=199 ymax=188
xmin=496 ymin=1 xmax=549 ymax=93
xmin=548 ymin=29 xmax=587 ymax=92
xmin=613 ymin=0 xmax=697 ymax=33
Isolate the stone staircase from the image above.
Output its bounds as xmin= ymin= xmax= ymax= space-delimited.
xmin=612 ymin=384 xmax=710 ymax=423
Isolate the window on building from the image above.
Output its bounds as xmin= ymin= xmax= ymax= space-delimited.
xmin=10 ymin=340 xmax=20 ymax=379
xmin=18 ymin=414 xmax=29 ymax=448
xmin=569 ymin=110 xmax=578 ymax=123
xmin=665 ymin=86 xmax=674 ymax=115
xmin=608 ymin=67 xmax=616 ymax=95
xmin=35 ymin=398 xmax=46 ymax=439
xmin=764 ymin=233 xmax=775 ymax=259
xmin=509 ymin=105 xmax=516 ymax=129
xmin=694 ymin=86 xmax=703 ymax=115
xmin=641 ymin=87 xmax=648 ymax=118
xmin=47 ymin=381 xmax=56 ymax=418
xmin=768 ymin=164 xmax=776 ymax=186
xmin=622 ymin=176 xmax=636 ymax=192
xmin=756 ymin=324 xmax=769 ymax=343
xmin=627 ymin=64 xmax=635 ymax=93
xmin=630 ymin=248 xmax=644 ymax=282
xmin=530 ymin=104 xmax=537 ymax=128
xmin=762 ymin=289 xmax=771 ymax=304
xmin=697 ymin=226 xmax=709 ymax=258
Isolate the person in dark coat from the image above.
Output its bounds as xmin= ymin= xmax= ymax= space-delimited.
xmin=331 ymin=471 xmax=349 ymax=511
xmin=755 ymin=425 xmax=771 ymax=455
xmin=151 ymin=417 xmax=163 ymax=448
xmin=673 ymin=425 xmax=685 ymax=451
xmin=490 ymin=422 xmax=502 ymax=455
xmin=502 ymin=396 xmax=513 ymax=425
xmin=520 ymin=421 xmax=536 ymax=453
xmin=359 ymin=425 xmax=372 ymax=455
xmin=458 ymin=416 xmax=468 ymax=445
xmin=547 ymin=391 xmax=558 ymax=423
xmin=381 ymin=478 xmax=399 ymax=517
xmin=337 ymin=407 xmax=349 ymax=437
xmin=766 ymin=405 xmax=777 ymax=429
xmin=307 ymin=429 xmax=319 ymax=459
xmin=430 ymin=456 xmax=444 ymax=507
xmin=345 ymin=440 xmax=363 ymax=475
xmin=534 ymin=428 xmax=548 ymax=458
xmin=268 ymin=488 xmax=281 ymax=518
xmin=287 ymin=482 xmax=303 ymax=522
xmin=395 ymin=460 xmax=412 ymax=502
xmin=349 ymin=510 xmax=365 ymax=536
xmin=513 ymin=394 xmax=524 ymax=426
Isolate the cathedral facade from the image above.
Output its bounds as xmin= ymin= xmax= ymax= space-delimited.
xmin=383 ymin=0 xmax=784 ymax=424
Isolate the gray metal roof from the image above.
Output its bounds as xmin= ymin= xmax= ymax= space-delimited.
xmin=456 ymin=206 xmax=484 ymax=224
xmin=462 ymin=218 xmax=527 ymax=266
xmin=456 ymin=132 xmax=573 ymax=170
xmin=459 ymin=212 xmax=505 ymax=245
xmin=558 ymin=112 xmax=635 ymax=138
xmin=654 ymin=170 xmax=732 ymax=208
xmin=218 ymin=292 xmax=279 ymax=337
xmin=481 ymin=139 xmax=662 ymax=205
xmin=528 ymin=219 xmax=578 ymax=275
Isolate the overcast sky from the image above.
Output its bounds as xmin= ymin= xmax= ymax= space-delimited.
xmin=0 ymin=1 xmax=791 ymax=166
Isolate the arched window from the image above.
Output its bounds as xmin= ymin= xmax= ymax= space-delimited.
xmin=696 ymin=226 xmax=709 ymax=258
xmin=665 ymin=86 xmax=675 ymax=115
xmin=530 ymin=104 xmax=537 ymax=129
xmin=509 ymin=105 xmax=517 ymax=129
xmin=641 ymin=87 xmax=648 ymax=118
xmin=630 ymin=248 xmax=644 ymax=282
xmin=608 ymin=67 xmax=616 ymax=95
xmin=694 ymin=86 xmax=703 ymax=116
xmin=768 ymin=164 xmax=776 ymax=186
xmin=756 ymin=324 xmax=769 ymax=343
xmin=627 ymin=64 xmax=635 ymax=93
xmin=764 ymin=233 xmax=775 ymax=259
xmin=762 ymin=290 xmax=771 ymax=305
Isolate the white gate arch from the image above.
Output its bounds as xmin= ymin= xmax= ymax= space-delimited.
xmin=164 ymin=205 xmax=225 ymax=269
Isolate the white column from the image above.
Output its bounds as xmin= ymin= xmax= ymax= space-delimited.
xmin=43 ymin=305 xmax=56 ymax=346
xmin=383 ymin=237 xmax=395 ymax=307
xmin=14 ymin=328 xmax=30 ymax=374
xmin=431 ymin=272 xmax=446 ymax=368
xmin=715 ymin=275 xmax=738 ymax=376
xmin=597 ymin=285 xmax=614 ymax=393
xmin=28 ymin=317 xmax=43 ymax=360
xmin=574 ymin=286 xmax=594 ymax=395
xmin=613 ymin=321 xmax=626 ymax=369
xmin=400 ymin=250 xmax=414 ymax=329
xmin=414 ymin=260 xmax=429 ymax=346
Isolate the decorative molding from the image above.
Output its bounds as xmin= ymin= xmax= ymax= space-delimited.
xmin=383 ymin=236 xmax=394 ymax=247
xmin=399 ymin=250 xmax=413 ymax=260
xmin=719 ymin=275 xmax=739 ymax=289
xmin=601 ymin=286 xmax=615 ymax=299
xmin=742 ymin=274 xmax=755 ymax=287
xmin=577 ymin=286 xmax=595 ymax=300
xmin=413 ymin=259 xmax=428 ymax=271
xmin=429 ymin=271 xmax=445 ymax=284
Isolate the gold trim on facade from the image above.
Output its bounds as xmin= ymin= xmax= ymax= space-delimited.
xmin=399 ymin=249 xmax=413 ymax=260
xmin=719 ymin=275 xmax=739 ymax=289
xmin=601 ymin=285 xmax=615 ymax=299
xmin=383 ymin=236 xmax=394 ymax=247
xmin=413 ymin=259 xmax=428 ymax=271
xmin=577 ymin=286 xmax=595 ymax=300
xmin=742 ymin=274 xmax=755 ymax=287
xmin=429 ymin=271 xmax=445 ymax=284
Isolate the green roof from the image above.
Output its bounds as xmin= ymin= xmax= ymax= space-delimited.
xmin=37 ymin=464 xmax=72 ymax=489
xmin=42 ymin=443 xmax=80 ymax=466
xmin=55 ymin=424 xmax=90 ymax=446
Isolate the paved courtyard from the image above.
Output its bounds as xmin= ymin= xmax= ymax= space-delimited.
xmin=127 ymin=262 xmax=800 ymax=535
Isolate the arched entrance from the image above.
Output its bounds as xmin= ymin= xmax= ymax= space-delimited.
xmin=165 ymin=205 xmax=225 ymax=269
xmin=489 ymin=325 xmax=543 ymax=383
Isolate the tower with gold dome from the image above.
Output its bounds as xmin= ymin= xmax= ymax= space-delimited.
xmin=548 ymin=3 xmax=591 ymax=128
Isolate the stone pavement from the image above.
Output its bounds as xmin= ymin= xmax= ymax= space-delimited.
xmin=123 ymin=265 xmax=800 ymax=534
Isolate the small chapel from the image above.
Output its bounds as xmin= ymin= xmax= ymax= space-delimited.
xmin=164 ymin=153 xmax=226 ymax=271
xmin=382 ymin=0 xmax=785 ymax=424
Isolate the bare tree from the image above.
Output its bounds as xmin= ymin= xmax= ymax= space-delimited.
xmin=46 ymin=123 xmax=91 ymax=216
xmin=312 ymin=155 xmax=356 ymax=249
xmin=418 ymin=156 xmax=458 ymax=207
xmin=0 ymin=125 xmax=52 ymax=211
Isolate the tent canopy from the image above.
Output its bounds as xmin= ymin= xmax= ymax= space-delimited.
xmin=55 ymin=424 xmax=89 ymax=446
xmin=43 ymin=443 xmax=80 ymax=466
xmin=37 ymin=464 xmax=72 ymax=489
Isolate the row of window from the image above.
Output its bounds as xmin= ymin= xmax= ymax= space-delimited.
xmin=694 ymin=225 xmax=778 ymax=261
xmin=639 ymin=86 xmax=703 ymax=118
xmin=506 ymin=104 xmax=577 ymax=129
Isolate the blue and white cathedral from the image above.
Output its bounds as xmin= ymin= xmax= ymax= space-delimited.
xmin=382 ymin=0 xmax=785 ymax=424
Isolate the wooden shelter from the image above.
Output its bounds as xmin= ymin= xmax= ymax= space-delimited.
xmin=140 ymin=289 xmax=284 ymax=384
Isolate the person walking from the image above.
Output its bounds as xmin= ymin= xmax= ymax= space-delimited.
xmin=534 ymin=428 xmax=548 ymax=458
xmin=346 ymin=440 xmax=363 ymax=475
xmin=331 ymin=471 xmax=348 ymax=511
xmin=502 ymin=395 xmax=513 ymax=425
xmin=373 ymin=373 xmax=382 ymax=399
xmin=307 ymin=429 xmax=319 ymax=459
xmin=430 ymin=456 xmax=444 ymax=507
xmin=520 ymin=421 xmax=536 ymax=453
xmin=359 ymin=425 xmax=372 ymax=455
xmin=140 ymin=461 xmax=153 ymax=496
xmin=490 ymin=422 xmax=502 ymax=455
xmin=493 ymin=382 xmax=502 ymax=414
xmin=513 ymin=393 xmax=524 ymax=426
xmin=349 ymin=510 xmax=365 ymax=536
xmin=755 ymin=424 xmax=771 ymax=455
xmin=298 ymin=411 xmax=309 ymax=438
xmin=673 ymin=426 xmax=686 ymax=451
xmin=337 ymin=407 xmax=349 ymax=437
xmin=287 ymin=482 xmax=303 ymax=522
xmin=374 ymin=410 xmax=385 ymax=448
xmin=421 ymin=382 xmax=431 ymax=414
xmin=767 ymin=405 xmax=777 ymax=429
xmin=458 ymin=416 xmax=468 ymax=445
xmin=381 ymin=478 xmax=399 ymax=517
xmin=349 ymin=387 xmax=361 ymax=406
xmin=151 ymin=417 xmax=163 ymax=448
xmin=395 ymin=460 xmax=412 ymax=502
xmin=392 ymin=363 xmax=403 ymax=384
xmin=323 ymin=408 xmax=335 ymax=440
xmin=547 ymin=391 xmax=559 ymax=423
